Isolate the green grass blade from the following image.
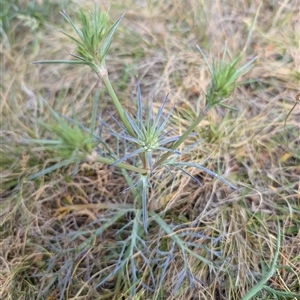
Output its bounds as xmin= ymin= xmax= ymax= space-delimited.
xmin=27 ymin=158 xmax=77 ymax=180
xmin=60 ymin=11 xmax=84 ymax=41
xmin=242 ymin=0 xmax=263 ymax=54
xmin=59 ymin=29 xmax=87 ymax=49
xmin=100 ymin=13 xmax=124 ymax=59
xmin=196 ymin=45 xmax=213 ymax=75
xmin=263 ymin=285 xmax=300 ymax=298
xmin=21 ymin=139 xmax=62 ymax=145
xmin=33 ymin=59 xmax=87 ymax=65
xmin=241 ymin=220 xmax=282 ymax=300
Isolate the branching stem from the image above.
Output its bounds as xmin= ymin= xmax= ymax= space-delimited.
xmin=153 ymin=107 xmax=208 ymax=168
xmin=90 ymin=154 xmax=147 ymax=174
xmin=96 ymin=61 xmax=136 ymax=138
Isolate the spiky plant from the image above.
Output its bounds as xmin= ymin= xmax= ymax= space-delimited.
xmin=24 ymin=4 xmax=261 ymax=297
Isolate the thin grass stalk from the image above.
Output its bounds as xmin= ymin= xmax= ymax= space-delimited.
xmin=242 ymin=0 xmax=263 ymax=55
xmin=241 ymin=221 xmax=281 ymax=300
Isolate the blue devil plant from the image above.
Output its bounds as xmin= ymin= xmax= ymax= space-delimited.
xmin=26 ymin=5 xmax=256 ymax=296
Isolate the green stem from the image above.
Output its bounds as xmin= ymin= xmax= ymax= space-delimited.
xmin=89 ymin=84 xmax=101 ymax=137
xmin=92 ymin=155 xmax=147 ymax=174
xmin=96 ymin=61 xmax=148 ymax=169
xmin=96 ymin=61 xmax=135 ymax=137
xmin=153 ymin=107 xmax=208 ymax=168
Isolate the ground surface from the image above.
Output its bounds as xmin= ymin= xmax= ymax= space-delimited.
xmin=1 ymin=0 xmax=299 ymax=299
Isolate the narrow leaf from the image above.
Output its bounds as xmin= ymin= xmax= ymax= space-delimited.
xmin=28 ymin=158 xmax=77 ymax=180
xmin=60 ymin=11 xmax=84 ymax=41
xmin=137 ymin=81 xmax=142 ymax=127
xmin=111 ymin=147 xmax=144 ymax=167
xmin=196 ymin=45 xmax=213 ymax=76
xmin=100 ymin=13 xmax=125 ymax=59
xmin=153 ymin=93 xmax=169 ymax=131
xmin=59 ymin=29 xmax=86 ymax=49
xmin=34 ymin=60 xmax=87 ymax=65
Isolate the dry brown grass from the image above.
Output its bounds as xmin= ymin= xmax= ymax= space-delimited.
xmin=1 ymin=0 xmax=299 ymax=299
